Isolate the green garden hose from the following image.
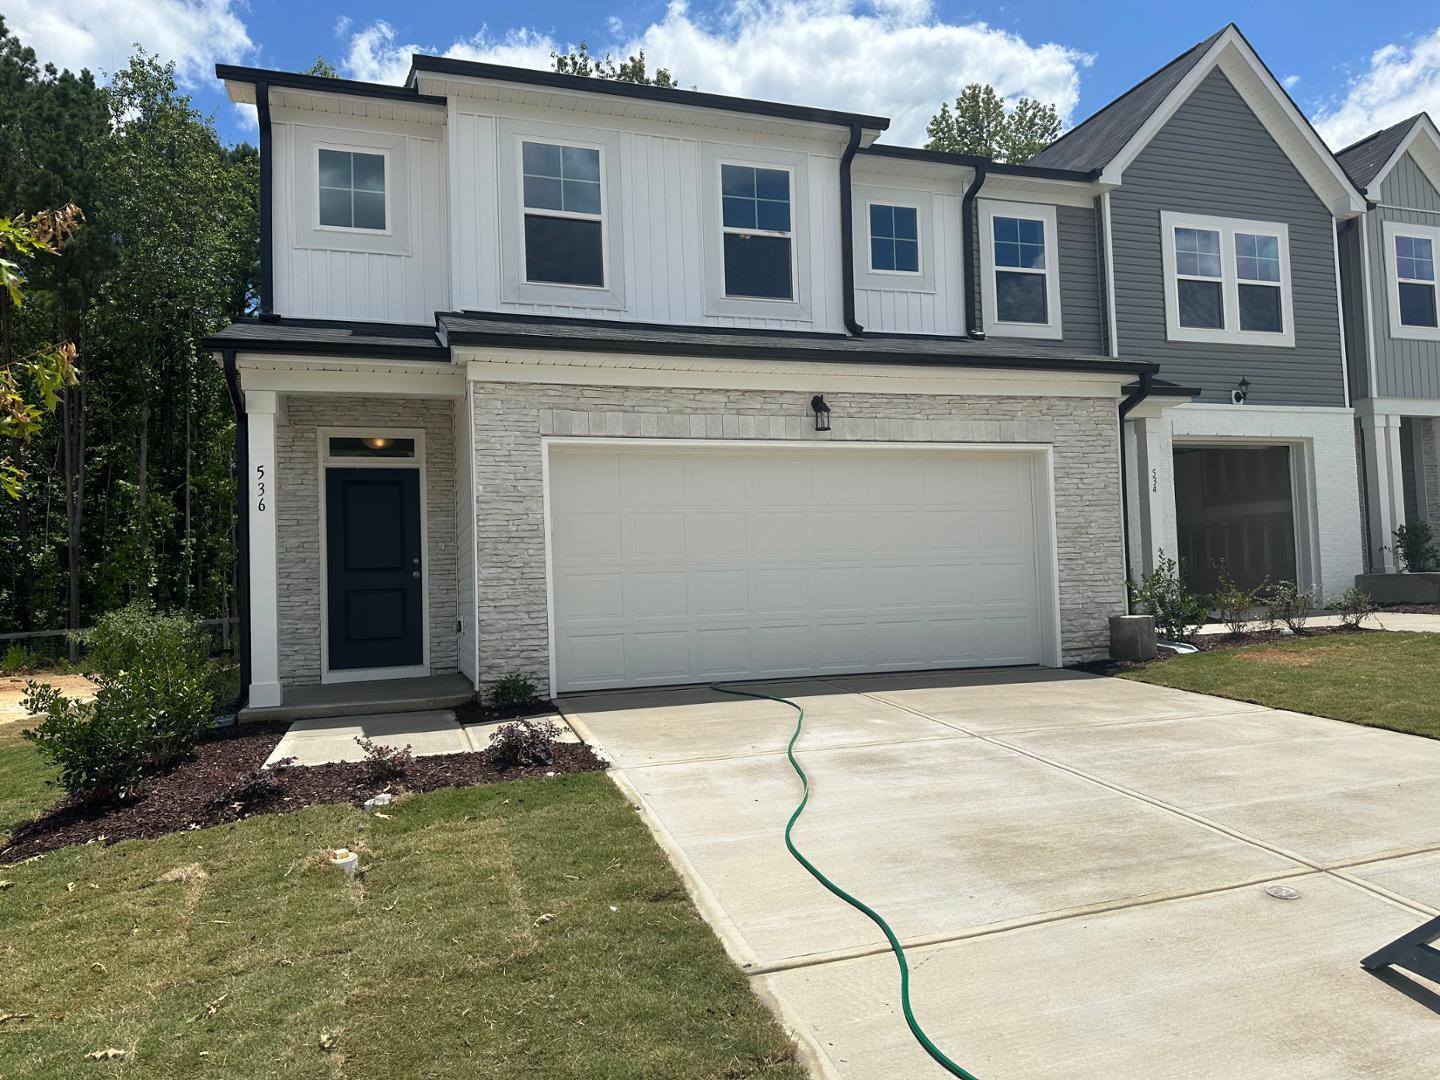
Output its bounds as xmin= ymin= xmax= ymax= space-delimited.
xmin=711 ymin=683 xmax=980 ymax=1080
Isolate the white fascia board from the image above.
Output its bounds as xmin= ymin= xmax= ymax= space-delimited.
xmin=1099 ymin=28 xmax=1366 ymax=217
xmin=460 ymin=347 xmax=1129 ymax=399
xmin=1355 ymin=397 xmax=1440 ymax=418
xmin=1365 ymin=115 xmax=1440 ymax=201
xmin=236 ymin=357 xmax=465 ymax=397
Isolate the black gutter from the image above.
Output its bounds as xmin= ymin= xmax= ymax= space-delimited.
xmin=839 ymin=122 xmax=865 ymax=336
xmin=860 ymin=143 xmax=1101 ymax=183
xmin=216 ymin=64 xmax=448 ymax=108
xmin=1116 ymin=370 xmax=1155 ymax=607
xmin=960 ymin=161 xmax=989 ymax=339
xmin=406 ymin=54 xmax=890 ymax=132
xmin=220 ymin=350 xmax=251 ymax=708
xmin=255 ymin=79 xmax=274 ymax=318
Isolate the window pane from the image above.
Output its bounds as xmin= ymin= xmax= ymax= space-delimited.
xmin=522 ymin=141 xmax=562 ymax=178
xmin=1236 ymin=232 xmax=1280 ymax=282
xmin=724 ymin=232 xmax=792 ymax=299
xmin=1018 ymin=219 xmax=1045 ymax=246
xmin=352 ymin=152 xmax=385 ymax=193
xmin=994 ymin=217 xmax=1019 ymax=244
xmin=722 ymin=195 xmax=756 ymax=230
xmin=1400 ymin=282 xmax=1439 ymax=327
xmin=1239 ymin=283 xmax=1282 ymax=332
xmin=892 ymin=206 xmax=918 ymax=241
xmin=894 ymin=238 xmax=919 ymax=273
xmin=523 ymin=175 xmax=564 ymax=212
xmin=1175 ymin=228 xmax=1222 ymax=278
xmin=995 ymin=240 xmax=1023 ymax=268
xmin=318 ymin=149 xmax=351 ymax=189
xmin=871 ymin=237 xmax=894 ymax=271
xmin=754 ymin=168 xmax=789 ymax=201
xmin=755 ymin=199 xmax=790 ymax=232
xmin=721 ymin=164 xmax=755 ymax=198
xmin=1397 ymin=235 xmax=1436 ymax=282
xmin=318 ymin=186 xmax=352 ymax=228
xmin=995 ymin=271 xmax=1047 ymax=323
xmin=353 ymin=190 xmax=386 ymax=231
xmin=870 ymin=203 xmax=891 ymax=238
xmin=561 ymin=145 xmax=600 ymax=181
xmin=1179 ymin=278 xmax=1224 ymax=328
xmin=329 ymin=437 xmax=416 ymax=459
xmin=525 ymin=215 xmax=604 ymax=286
xmin=562 ymin=178 xmax=601 ymax=215
xmin=995 ymin=217 xmax=1044 ymax=270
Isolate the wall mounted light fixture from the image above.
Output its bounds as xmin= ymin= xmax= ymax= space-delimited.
xmin=811 ymin=395 xmax=831 ymax=431
xmin=1232 ymin=377 xmax=1250 ymax=406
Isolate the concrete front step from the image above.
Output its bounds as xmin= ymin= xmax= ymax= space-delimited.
xmin=238 ymin=673 xmax=476 ymax=725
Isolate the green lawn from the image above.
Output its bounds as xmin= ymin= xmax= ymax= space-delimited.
xmin=0 ymin=723 xmax=58 ymax=847
xmin=0 ymin=766 xmax=803 ymax=1079
xmin=1120 ymin=630 xmax=1440 ymax=740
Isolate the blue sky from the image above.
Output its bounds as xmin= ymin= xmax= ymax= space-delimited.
xmin=9 ymin=1 xmax=1440 ymax=150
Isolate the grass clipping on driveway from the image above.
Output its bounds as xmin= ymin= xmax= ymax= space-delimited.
xmin=0 ymin=772 xmax=804 ymax=1079
xmin=1120 ymin=630 xmax=1440 ymax=739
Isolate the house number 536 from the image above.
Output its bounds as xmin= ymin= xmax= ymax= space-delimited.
xmin=255 ymin=464 xmax=267 ymax=512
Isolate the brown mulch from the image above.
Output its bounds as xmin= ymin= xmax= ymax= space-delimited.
xmin=0 ymin=720 xmax=607 ymax=865
xmin=1376 ymin=603 xmax=1440 ymax=614
xmin=1071 ymin=624 xmax=1379 ymax=676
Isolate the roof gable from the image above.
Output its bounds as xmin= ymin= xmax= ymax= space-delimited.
xmin=1336 ymin=113 xmax=1440 ymax=200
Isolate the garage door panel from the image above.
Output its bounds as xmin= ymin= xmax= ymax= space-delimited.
xmin=550 ymin=446 xmax=1049 ymax=692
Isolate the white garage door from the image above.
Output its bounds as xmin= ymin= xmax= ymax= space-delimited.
xmin=548 ymin=443 xmax=1052 ymax=693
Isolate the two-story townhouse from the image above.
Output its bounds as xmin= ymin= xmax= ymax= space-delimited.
xmin=1029 ymin=25 xmax=1368 ymax=602
xmin=1334 ymin=113 xmax=1440 ymax=578
xmin=205 ymin=59 xmax=1156 ymax=711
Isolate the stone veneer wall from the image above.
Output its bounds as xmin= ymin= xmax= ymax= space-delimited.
xmin=275 ymin=396 xmax=457 ymax=686
xmin=470 ymin=382 xmax=1127 ymax=695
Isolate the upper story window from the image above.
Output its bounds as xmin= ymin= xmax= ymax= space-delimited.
xmin=1394 ymin=232 xmax=1438 ymax=331
xmin=720 ymin=163 xmax=793 ymax=300
xmin=1160 ymin=212 xmax=1293 ymax=347
xmin=869 ymin=203 xmax=919 ymax=273
xmin=522 ymin=141 xmax=604 ymax=288
xmin=318 ymin=148 xmax=386 ymax=231
xmin=979 ymin=200 xmax=1062 ymax=340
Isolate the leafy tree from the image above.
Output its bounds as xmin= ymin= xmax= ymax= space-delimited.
xmin=925 ymin=84 xmax=1061 ymax=163
xmin=551 ymin=42 xmax=676 ymax=87
xmin=303 ymin=56 xmax=338 ymax=78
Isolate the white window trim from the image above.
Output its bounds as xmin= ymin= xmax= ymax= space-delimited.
xmin=718 ymin=159 xmax=798 ymax=303
xmin=517 ymin=137 xmax=610 ymax=292
xmin=313 ymin=144 xmax=393 ymax=237
xmin=979 ymin=199 xmax=1063 ymax=341
xmin=1381 ymin=219 xmax=1440 ymax=341
xmin=317 ymin=426 xmax=430 ymax=685
xmin=1159 ymin=211 xmax=1294 ymax=347
xmin=865 ymin=198 xmax=923 ymax=277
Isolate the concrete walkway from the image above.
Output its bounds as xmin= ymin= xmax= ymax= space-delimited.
xmin=564 ymin=671 xmax=1440 ymax=1079
xmin=264 ymin=709 xmax=580 ymax=766
xmin=1196 ymin=610 xmax=1440 ymax=635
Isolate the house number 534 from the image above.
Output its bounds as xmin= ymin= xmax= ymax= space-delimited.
xmin=256 ymin=464 xmax=267 ymax=512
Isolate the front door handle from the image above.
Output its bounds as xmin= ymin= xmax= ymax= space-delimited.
xmin=411 ymin=570 xmax=421 ymax=579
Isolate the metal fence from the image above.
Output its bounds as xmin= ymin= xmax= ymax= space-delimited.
xmin=0 ymin=618 xmax=239 ymax=657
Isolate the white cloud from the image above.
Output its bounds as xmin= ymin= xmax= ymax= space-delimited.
xmin=340 ymin=1 xmax=1090 ymax=145
xmin=6 ymin=0 xmax=253 ymax=84
xmin=1283 ymin=74 xmax=1300 ymax=90
xmin=1314 ymin=27 xmax=1440 ymax=149
xmin=233 ymin=101 xmax=258 ymax=132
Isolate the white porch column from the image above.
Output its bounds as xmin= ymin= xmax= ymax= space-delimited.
xmin=1124 ymin=414 xmax=1178 ymax=581
xmin=245 ymin=390 xmax=282 ymax=707
xmin=1360 ymin=412 xmax=1405 ymax=574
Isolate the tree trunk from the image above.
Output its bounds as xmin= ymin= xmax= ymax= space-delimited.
xmin=62 ymin=318 xmax=89 ymax=661
xmin=136 ymin=400 xmax=150 ymax=599
xmin=0 ymin=293 xmax=27 ymax=630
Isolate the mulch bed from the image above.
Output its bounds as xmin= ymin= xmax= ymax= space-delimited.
xmin=1071 ymin=624 xmax=1379 ymax=676
xmin=1375 ymin=603 xmax=1440 ymax=615
xmin=1 ymin=719 xmax=607 ymax=865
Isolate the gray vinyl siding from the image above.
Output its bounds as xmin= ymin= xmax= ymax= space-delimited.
xmin=1338 ymin=220 xmax=1370 ymax=401
xmin=970 ymin=202 xmax=1106 ymax=354
xmin=1364 ymin=152 xmax=1440 ymax=399
xmin=1109 ymin=68 xmax=1345 ymax=407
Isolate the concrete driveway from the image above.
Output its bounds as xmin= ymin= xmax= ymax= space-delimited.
xmin=563 ymin=669 xmax=1440 ymax=1079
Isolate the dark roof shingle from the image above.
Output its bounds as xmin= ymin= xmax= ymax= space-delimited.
xmin=203 ymin=317 xmax=449 ymax=359
xmin=1335 ymin=114 xmax=1425 ymax=190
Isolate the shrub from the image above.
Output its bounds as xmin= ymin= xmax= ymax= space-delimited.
xmin=486 ymin=717 xmax=563 ymax=769
xmin=1331 ymin=585 xmax=1377 ymax=631
xmin=2 ymin=643 xmax=40 ymax=675
xmin=22 ymin=603 xmax=217 ymax=804
xmin=1128 ymin=555 xmax=1210 ymax=641
xmin=489 ymin=672 xmax=540 ymax=713
xmin=207 ymin=758 xmax=294 ymax=817
xmin=1394 ymin=522 xmax=1440 ymax=573
xmin=354 ymin=736 xmax=413 ymax=784
xmin=1211 ymin=563 xmax=1260 ymax=636
xmin=1263 ymin=580 xmax=1317 ymax=635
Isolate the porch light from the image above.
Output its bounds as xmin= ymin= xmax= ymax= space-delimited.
xmin=1232 ymin=377 xmax=1250 ymax=406
xmin=811 ymin=395 xmax=831 ymax=432
xmin=362 ymin=436 xmax=393 ymax=450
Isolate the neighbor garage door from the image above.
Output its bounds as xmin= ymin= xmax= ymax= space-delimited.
xmin=548 ymin=443 xmax=1051 ymax=692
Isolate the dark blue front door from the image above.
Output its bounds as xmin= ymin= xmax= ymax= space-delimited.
xmin=326 ymin=468 xmax=423 ymax=671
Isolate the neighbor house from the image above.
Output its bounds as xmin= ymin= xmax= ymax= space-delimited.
xmin=206 ymin=23 xmax=1368 ymax=712
xmin=1334 ymin=113 xmax=1440 ymax=575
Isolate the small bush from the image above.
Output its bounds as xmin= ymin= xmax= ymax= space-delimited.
xmin=1263 ymin=580 xmax=1317 ymax=635
xmin=1331 ymin=585 xmax=1377 ymax=630
xmin=354 ymin=736 xmax=413 ymax=783
xmin=1128 ymin=555 xmax=1210 ymax=641
xmin=207 ymin=759 xmax=294 ymax=817
xmin=489 ymin=672 xmax=540 ymax=713
xmin=2 ymin=643 xmax=40 ymax=675
xmin=486 ymin=717 xmax=562 ymax=769
xmin=1394 ymin=522 xmax=1440 ymax=573
xmin=21 ymin=603 xmax=217 ymax=804
xmin=1211 ymin=563 xmax=1260 ymax=636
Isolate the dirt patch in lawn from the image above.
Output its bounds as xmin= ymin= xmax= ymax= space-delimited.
xmin=0 ymin=673 xmax=96 ymax=725
xmin=0 ymin=721 xmax=607 ymax=865
xmin=1234 ymin=647 xmax=1319 ymax=667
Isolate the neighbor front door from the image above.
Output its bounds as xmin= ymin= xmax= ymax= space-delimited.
xmin=325 ymin=467 xmax=424 ymax=672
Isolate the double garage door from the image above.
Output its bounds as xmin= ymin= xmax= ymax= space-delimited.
xmin=548 ymin=443 xmax=1054 ymax=693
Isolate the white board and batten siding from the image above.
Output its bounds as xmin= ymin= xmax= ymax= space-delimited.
xmin=547 ymin=442 xmax=1055 ymax=693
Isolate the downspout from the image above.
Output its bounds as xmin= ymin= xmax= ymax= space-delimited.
xmin=255 ymin=79 xmax=275 ymax=320
xmin=1117 ymin=371 xmax=1154 ymax=610
xmin=960 ymin=160 xmax=989 ymax=338
xmin=221 ymin=349 xmax=251 ymax=707
xmin=839 ymin=121 xmax=864 ymax=336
